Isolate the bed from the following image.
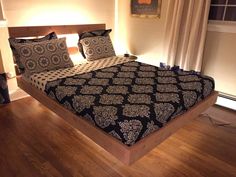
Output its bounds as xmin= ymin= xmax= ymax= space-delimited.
xmin=8 ymin=24 xmax=218 ymax=165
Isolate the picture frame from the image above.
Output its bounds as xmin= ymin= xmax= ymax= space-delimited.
xmin=131 ymin=0 xmax=162 ymax=18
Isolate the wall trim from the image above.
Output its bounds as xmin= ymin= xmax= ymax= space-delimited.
xmin=208 ymin=21 xmax=236 ymax=33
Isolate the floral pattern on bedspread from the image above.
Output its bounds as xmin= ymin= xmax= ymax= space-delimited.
xmin=44 ymin=61 xmax=215 ymax=146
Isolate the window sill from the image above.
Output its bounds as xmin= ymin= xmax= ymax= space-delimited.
xmin=208 ymin=20 xmax=236 ymax=33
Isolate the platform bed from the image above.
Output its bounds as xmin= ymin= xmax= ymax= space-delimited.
xmin=9 ymin=24 xmax=218 ymax=165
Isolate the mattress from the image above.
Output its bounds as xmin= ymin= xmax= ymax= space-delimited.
xmin=26 ymin=57 xmax=215 ymax=146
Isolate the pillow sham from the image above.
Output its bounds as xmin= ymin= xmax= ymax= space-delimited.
xmin=78 ymin=29 xmax=112 ymax=58
xmin=9 ymin=32 xmax=57 ymax=73
xmin=80 ymin=35 xmax=116 ymax=61
xmin=11 ymin=37 xmax=74 ymax=77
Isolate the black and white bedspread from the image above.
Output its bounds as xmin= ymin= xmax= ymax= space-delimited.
xmin=44 ymin=61 xmax=215 ymax=146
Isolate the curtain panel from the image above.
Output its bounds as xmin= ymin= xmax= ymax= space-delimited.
xmin=164 ymin=0 xmax=211 ymax=72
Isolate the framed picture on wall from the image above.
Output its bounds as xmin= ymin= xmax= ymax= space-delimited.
xmin=131 ymin=0 xmax=161 ymax=18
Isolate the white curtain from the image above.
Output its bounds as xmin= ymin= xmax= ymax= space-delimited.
xmin=163 ymin=0 xmax=211 ymax=72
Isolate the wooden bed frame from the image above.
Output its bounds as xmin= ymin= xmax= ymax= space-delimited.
xmin=8 ymin=24 xmax=219 ymax=165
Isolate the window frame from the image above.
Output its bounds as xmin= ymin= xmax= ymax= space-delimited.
xmin=209 ymin=0 xmax=236 ymax=22
xmin=208 ymin=0 xmax=236 ymax=33
xmin=208 ymin=20 xmax=236 ymax=33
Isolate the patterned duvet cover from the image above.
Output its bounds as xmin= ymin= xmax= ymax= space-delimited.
xmin=43 ymin=61 xmax=215 ymax=146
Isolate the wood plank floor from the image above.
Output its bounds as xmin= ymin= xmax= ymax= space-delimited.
xmin=0 ymin=97 xmax=236 ymax=177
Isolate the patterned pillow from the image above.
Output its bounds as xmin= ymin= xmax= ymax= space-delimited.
xmin=9 ymin=32 xmax=57 ymax=73
xmin=11 ymin=38 xmax=74 ymax=77
xmin=80 ymin=35 xmax=116 ymax=61
xmin=78 ymin=29 xmax=112 ymax=58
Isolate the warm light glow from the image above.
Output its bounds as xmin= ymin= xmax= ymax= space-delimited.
xmin=8 ymin=2 xmax=95 ymax=26
xmin=68 ymin=47 xmax=79 ymax=55
xmin=137 ymin=55 xmax=160 ymax=67
xmin=57 ymin=34 xmax=85 ymax=65
xmin=70 ymin=52 xmax=86 ymax=65
xmin=114 ymin=0 xmax=127 ymax=55
xmin=0 ymin=26 xmax=15 ymax=76
xmin=58 ymin=34 xmax=79 ymax=48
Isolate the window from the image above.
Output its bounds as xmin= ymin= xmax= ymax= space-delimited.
xmin=209 ymin=0 xmax=236 ymax=21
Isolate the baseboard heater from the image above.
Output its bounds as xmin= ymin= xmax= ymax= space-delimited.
xmin=216 ymin=92 xmax=236 ymax=111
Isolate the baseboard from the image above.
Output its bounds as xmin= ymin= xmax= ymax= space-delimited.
xmin=216 ymin=95 xmax=236 ymax=111
xmin=9 ymin=88 xmax=29 ymax=101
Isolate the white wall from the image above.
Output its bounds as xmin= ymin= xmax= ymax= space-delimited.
xmin=116 ymin=0 xmax=170 ymax=66
xmin=0 ymin=26 xmax=15 ymax=74
xmin=202 ymin=31 xmax=236 ymax=97
xmin=2 ymin=0 xmax=115 ymax=29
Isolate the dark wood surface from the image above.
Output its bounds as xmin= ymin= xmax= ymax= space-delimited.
xmin=0 ymin=97 xmax=236 ymax=177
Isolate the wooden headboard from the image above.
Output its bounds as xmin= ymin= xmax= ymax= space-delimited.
xmin=8 ymin=24 xmax=106 ymax=37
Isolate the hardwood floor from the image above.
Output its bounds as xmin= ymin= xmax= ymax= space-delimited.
xmin=0 ymin=97 xmax=236 ymax=177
